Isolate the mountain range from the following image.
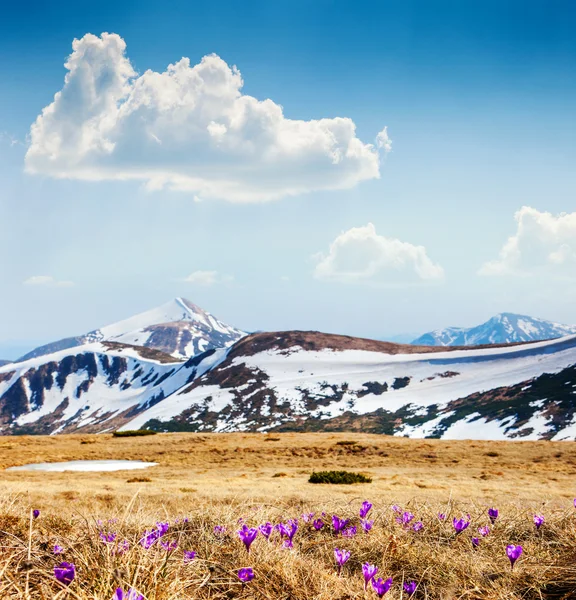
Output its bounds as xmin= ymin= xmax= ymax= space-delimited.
xmin=412 ymin=313 xmax=576 ymax=346
xmin=1 ymin=300 xmax=576 ymax=439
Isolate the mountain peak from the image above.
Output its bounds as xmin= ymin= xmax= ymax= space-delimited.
xmin=17 ymin=299 xmax=245 ymax=363
xmin=413 ymin=313 xmax=576 ymax=346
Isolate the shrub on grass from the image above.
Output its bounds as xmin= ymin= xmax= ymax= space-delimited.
xmin=308 ymin=470 xmax=372 ymax=484
xmin=112 ymin=430 xmax=157 ymax=438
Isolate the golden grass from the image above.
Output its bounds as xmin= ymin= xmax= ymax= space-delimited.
xmin=0 ymin=433 xmax=575 ymax=598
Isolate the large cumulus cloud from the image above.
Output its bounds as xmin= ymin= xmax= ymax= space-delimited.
xmin=26 ymin=33 xmax=390 ymax=202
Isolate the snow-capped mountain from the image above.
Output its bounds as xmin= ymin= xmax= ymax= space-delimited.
xmin=2 ymin=329 xmax=576 ymax=440
xmin=17 ymin=298 xmax=245 ymax=362
xmin=412 ymin=313 xmax=576 ymax=346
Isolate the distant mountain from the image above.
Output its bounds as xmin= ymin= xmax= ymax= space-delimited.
xmin=17 ymin=298 xmax=245 ymax=362
xmin=0 ymin=360 xmax=11 ymax=367
xmin=2 ymin=330 xmax=576 ymax=439
xmin=412 ymin=313 xmax=576 ymax=346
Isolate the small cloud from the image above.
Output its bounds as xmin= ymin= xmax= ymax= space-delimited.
xmin=0 ymin=131 xmax=23 ymax=147
xmin=182 ymin=270 xmax=233 ymax=286
xmin=313 ymin=223 xmax=444 ymax=286
xmin=23 ymin=275 xmax=74 ymax=288
xmin=479 ymin=206 xmax=576 ymax=277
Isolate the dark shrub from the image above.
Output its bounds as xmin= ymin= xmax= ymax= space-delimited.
xmin=112 ymin=429 xmax=157 ymax=438
xmin=309 ymin=470 xmax=372 ymax=484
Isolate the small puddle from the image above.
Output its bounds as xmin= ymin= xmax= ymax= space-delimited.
xmin=6 ymin=460 xmax=158 ymax=472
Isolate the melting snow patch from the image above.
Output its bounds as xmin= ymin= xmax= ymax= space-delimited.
xmin=6 ymin=460 xmax=158 ymax=472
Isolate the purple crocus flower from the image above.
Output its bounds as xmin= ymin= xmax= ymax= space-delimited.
xmin=53 ymin=544 xmax=64 ymax=554
xmin=471 ymin=537 xmax=480 ymax=548
xmin=362 ymin=563 xmax=378 ymax=590
xmin=332 ymin=515 xmax=350 ymax=534
xmin=506 ymin=544 xmax=523 ymax=569
xmin=184 ymin=550 xmax=197 ymax=563
xmin=361 ymin=519 xmax=373 ymax=533
xmin=115 ymin=540 xmax=130 ymax=556
xmin=32 ymin=509 xmax=40 ymax=519
xmin=478 ymin=526 xmax=490 ymax=537
xmin=359 ymin=501 xmax=373 ymax=519
xmin=372 ymin=577 xmax=393 ymax=597
xmin=313 ymin=519 xmax=324 ymax=531
xmin=238 ymin=567 xmax=255 ymax=583
xmin=396 ymin=511 xmax=415 ymax=527
xmin=391 ymin=505 xmax=401 ymax=513
xmin=238 ymin=525 xmax=258 ymax=553
xmin=453 ymin=517 xmax=470 ymax=534
xmin=156 ymin=522 xmax=169 ymax=536
xmin=276 ymin=520 xmax=298 ymax=548
xmin=301 ymin=513 xmax=315 ymax=523
xmin=404 ymin=581 xmax=417 ymax=595
xmin=54 ymin=562 xmax=75 ymax=586
xmin=488 ymin=508 xmax=499 ymax=524
xmin=412 ymin=521 xmax=423 ymax=532
xmin=140 ymin=530 xmax=159 ymax=549
xmin=213 ymin=525 xmax=226 ymax=536
xmin=160 ymin=540 xmax=178 ymax=552
xmin=99 ymin=532 xmax=117 ymax=544
xmin=113 ymin=588 xmax=144 ymax=600
xmin=437 ymin=513 xmax=446 ymax=521
xmin=259 ymin=522 xmax=273 ymax=539
xmin=533 ymin=515 xmax=544 ymax=530
xmin=334 ymin=548 xmax=351 ymax=575
xmin=342 ymin=526 xmax=357 ymax=538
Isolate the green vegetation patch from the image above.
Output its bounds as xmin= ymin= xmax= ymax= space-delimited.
xmin=308 ymin=470 xmax=372 ymax=484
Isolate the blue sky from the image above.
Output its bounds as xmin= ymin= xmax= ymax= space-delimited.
xmin=1 ymin=0 xmax=575 ymax=357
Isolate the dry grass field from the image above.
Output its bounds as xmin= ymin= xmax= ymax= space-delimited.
xmin=0 ymin=433 xmax=575 ymax=599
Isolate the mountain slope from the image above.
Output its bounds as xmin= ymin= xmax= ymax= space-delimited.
xmin=123 ymin=331 xmax=576 ymax=440
xmin=17 ymin=298 xmax=245 ymax=362
xmin=0 ymin=341 xmax=226 ymax=435
xmin=412 ymin=313 xmax=576 ymax=346
xmin=3 ymin=329 xmax=576 ymax=439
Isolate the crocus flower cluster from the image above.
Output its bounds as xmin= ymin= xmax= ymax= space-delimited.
xmin=140 ymin=522 xmax=170 ymax=549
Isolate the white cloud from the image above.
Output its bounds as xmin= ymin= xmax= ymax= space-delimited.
xmin=182 ymin=271 xmax=233 ymax=286
xmin=313 ymin=223 xmax=444 ymax=285
xmin=25 ymin=33 xmax=390 ymax=203
xmin=23 ymin=275 xmax=74 ymax=288
xmin=479 ymin=206 xmax=576 ymax=277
